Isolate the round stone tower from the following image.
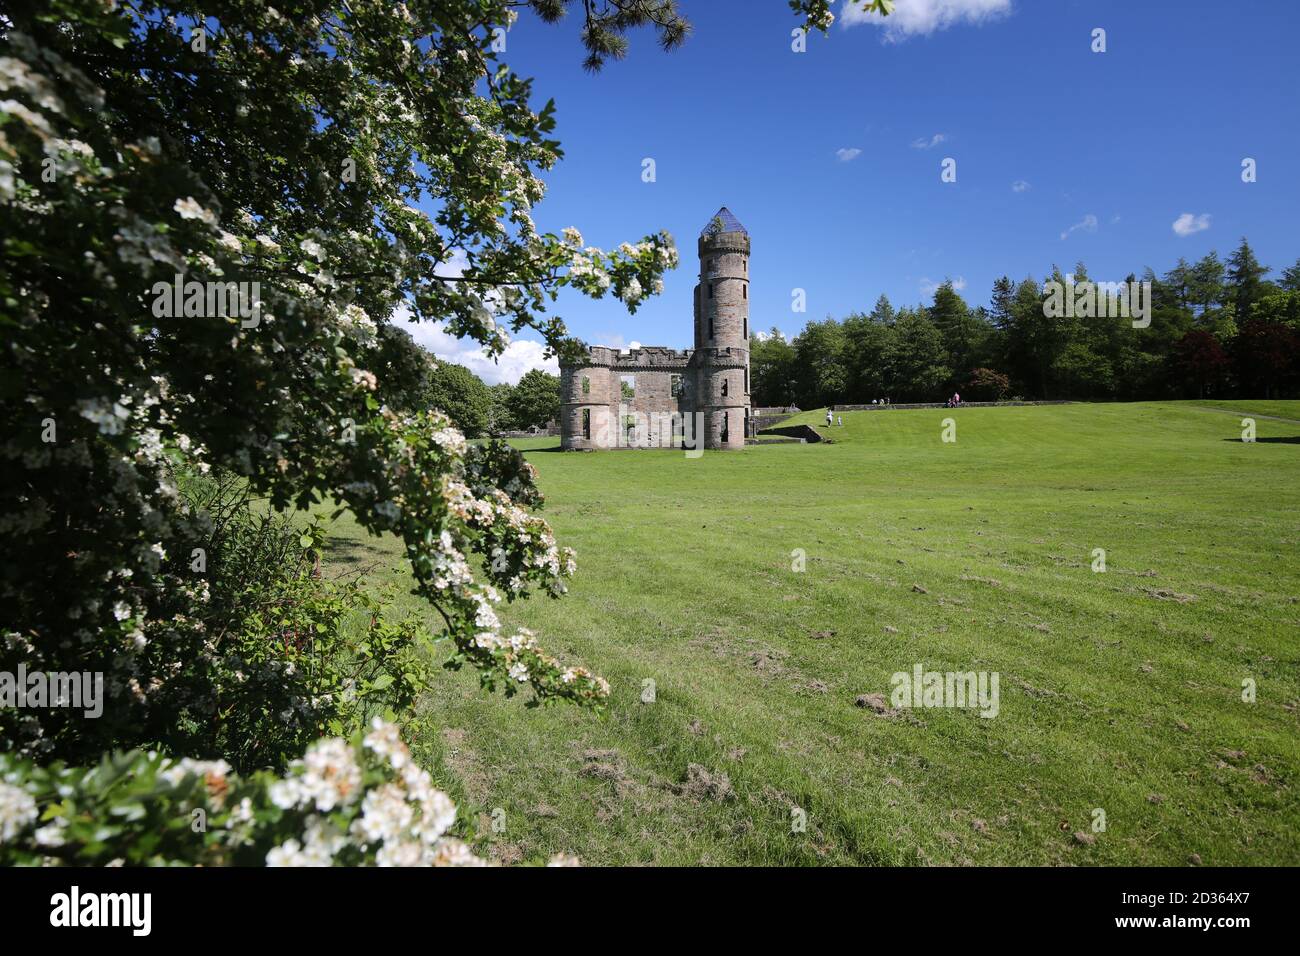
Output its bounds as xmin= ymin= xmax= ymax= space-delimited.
xmin=559 ymin=348 xmax=615 ymax=450
xmin=693 ymin=207 xmax=750 ymax=450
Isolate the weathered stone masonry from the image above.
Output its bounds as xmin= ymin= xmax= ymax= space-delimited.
xmin=560 ymin=207 xmax=752 ymax=451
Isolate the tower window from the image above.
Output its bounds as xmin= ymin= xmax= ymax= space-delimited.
xmin=708 ymin=283 xmax=714 ymax=300
xmin=709 ymin=313 xmax=714 ymax=340
xmin=745 ymin=368 xmax=749 ymax=393
xmin=742 ymin=284 xmax=747 ymax=299
xmin=721 ymin=411 xmax=729 ymax=443
xmin=671 ymin=374 xmax=683 ymax=398
xmin=582 ymin=408 xmax=591 ymax=440
xmin=581 ymin=375 xmax=590 ymax=395
xmin=721 ymin=377 xmax=728 ymax=397
xmin=743 ymin=316 xmax=748 ymax=338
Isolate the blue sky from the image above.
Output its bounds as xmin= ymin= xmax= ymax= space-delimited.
xmin=413 ymin=0 xmax=1300 ymax=382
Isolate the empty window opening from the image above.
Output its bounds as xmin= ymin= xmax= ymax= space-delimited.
xmin=620 ymin=374 xmax=635 ymax=401
xmin=721 ymin=377 xmax=729 ymax=397
xmin=670 ymin=374 xmax=683 ymax=398
xmin=581 ymin=408 xmax=591 ymax=440
xmin=720 ymin=411 xmax=729 ymax=443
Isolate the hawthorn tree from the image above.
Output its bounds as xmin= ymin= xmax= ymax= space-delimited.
xmin=1 ymin=0 xmax=891 ymax=764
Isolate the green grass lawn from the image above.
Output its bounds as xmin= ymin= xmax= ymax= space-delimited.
xmin=320 ymin=401 xmax=1300 ymax=866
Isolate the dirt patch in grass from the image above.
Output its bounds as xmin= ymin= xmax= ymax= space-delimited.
xmin=441 ymin=727 xmax=492 ymax=805
xmin=675 ymin=763 xmax=735 ymax=803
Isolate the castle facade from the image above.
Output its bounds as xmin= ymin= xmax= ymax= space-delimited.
xmin=559 ymin=207 xmax=752 ymax=451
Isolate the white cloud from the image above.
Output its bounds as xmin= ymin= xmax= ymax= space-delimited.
xmin=1011 ymin=179 xmax=1030 ymax=193
xmin=395 ymin=249 xmax=559 ymax=385
xmin=843 ymin=0 xmax=1012 ymax=41
xmin=911 ymin=132 xmax=947 ymax=149
xmin=1059 ymin=213 xmax=1098 ymax=241
xmin=592 ymin=333 xmax=644 ymax=353
xmin=835 ymin=147 xmax=863 ymax=162
xmin=921 ymin=276 xmax=967 ymax=296
xmin=1172 ymin=212 xmax=1211 ymax=238
xmin=402 ymin=311 xmax=558 ymax=386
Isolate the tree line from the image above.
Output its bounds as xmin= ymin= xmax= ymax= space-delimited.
xmin=380 ymin=326 xmax=562 ymax=436
xmin=751 ymin=238 xmax=1300 ymax=407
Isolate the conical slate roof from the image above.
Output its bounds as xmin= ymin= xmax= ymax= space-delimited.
xmin=700 ymin=206 xmax=747 ymax=238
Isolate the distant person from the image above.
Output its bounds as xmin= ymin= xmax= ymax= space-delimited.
xmin=825 ymin=410 xmax=833 ymax=426
xmin=837 ymin=415 xmax=843 ymax=427
xmin=872 ymin=399 xmax=878 ymax=406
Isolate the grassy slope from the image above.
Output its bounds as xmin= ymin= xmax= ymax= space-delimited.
xmin=1184 ymin=400 xmax=1300 ymax=422
xmin=321 ymin=402 xmax=1300 ymax=866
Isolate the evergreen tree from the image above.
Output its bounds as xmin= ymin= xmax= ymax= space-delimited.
xmin=989 ymin=276 xmax=1016 ymax=331
xmin=1279 ymin=258 xmax=1300 ymax=293
xmin=928 ymin=280 xmax=988 ymax=390
xmin=1227 ymin=237 xmax=1271 ymax=319
xmin=1165 ymin=257 xmax=1193 ymax=311
xmin=869 ymin=293 xmax=896 ymax=325
xmin=1189 ymin=251 xmax=1226 ymax=314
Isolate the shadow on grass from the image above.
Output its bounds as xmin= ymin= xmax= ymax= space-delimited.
xmin=322 ymin=537 xmax=375 ymax=565
xmin=1222 ymin=437 xmax=1300 ymax=444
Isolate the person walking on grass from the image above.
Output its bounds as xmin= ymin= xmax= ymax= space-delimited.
xmin=826 ymin=409 xmax=833 ymax=427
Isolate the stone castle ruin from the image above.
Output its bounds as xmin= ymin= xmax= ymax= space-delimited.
xmin=560 ymin=207 xmax=752 ymax=451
